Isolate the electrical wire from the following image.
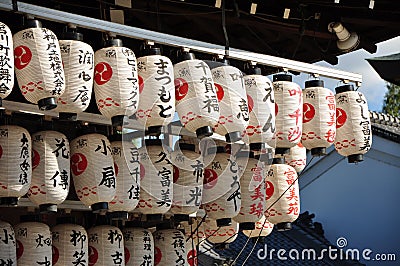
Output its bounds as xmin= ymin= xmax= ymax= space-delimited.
xmin=185 ymin=213 xmax=207 ymax=242
xmin=221 ymin=0 xmax=230 ymax=57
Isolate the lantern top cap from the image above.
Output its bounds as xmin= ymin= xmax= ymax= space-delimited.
xmin=335 ymin=84 xmax=354 ymax=94
xmin=143 ymin=47 xmax=161 ymax=56
xmin=305 ymin=79 xmax=324 ymax=88
xmin=272 ymin=157 xmax=285 ymax=164
xmin=24 ymin=18 xmax=42 ymax=29
xmin=144 ymin=138 xmax=163 ymax=146
xmin=177 ymin=50 xmax=196 ymax=62
xmin=246 ymin=65 xmax=262 ymax=75
xmin=61 ymin=31 xmax=83 ymax=41
xmin=177 ymin=142 xmax=196 ymax=152
xmin=273 ymin=73 xmax=292 ymax=82
xmin=105 ymin=38 xmax=123 ymax=47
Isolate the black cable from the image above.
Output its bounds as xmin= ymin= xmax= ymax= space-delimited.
xmin=185 ymin=214 xmax=207 ymax=242
xmin=222 ymin=0 xmax=230 ymax=57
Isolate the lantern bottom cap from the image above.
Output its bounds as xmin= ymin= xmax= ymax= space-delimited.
xmin=257 ymin=152 xmax=274 ymax=164
xmin=59 ymin=112 xmax=78 ymax=121
xmin=277 ymin=222 xmax=292 ymax=231
xmin=252 ymin=236 xmax=266 ymax=244
xmin=146 ymin=214 xmax=163 ymax=222
xmin=348 ymin=154 xmax=364 ymax=163
xmin=0 ymin=197 xmax=18 ymax=206
xmin=216 ymin=218 xmax=232 ymax=227
xmin=272 ymin=157 xmax=285 ymax=165
xmin=215 ymin=243 xmax=230 ymax=250
xmin=239 ymin=222 xmax=256 ymax=231
xmin=275 ymin=148 xmax=290 ymax=155
xmin=108 ymin=211 xmax=129 ymax=221
xmin=111 ymin=115 xmax=126 ymax=127
xmin=311 ymin=147 xmax=327 ymax=157
xmin=39 ymin=203 xmax=58 ymax=214
xmin=225 ymin=131 xmax=242 ymax=143
xmin=146 ymin=126 xmax=162 ymax=136
xmin=196 ymin=126 xmax=213 ymax=139
xmin=38 ymin=97 xmax=57 ymax=111
xmin=249 ymin=142 xmax=264 ymax=151
xmin=173 ymin=214 xmax=190 ymax=222
xmin=91 ymin=202 xmax=109 ymax=214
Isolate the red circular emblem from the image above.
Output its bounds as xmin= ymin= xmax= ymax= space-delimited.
xmin=303 ymin=103 xmax=316 ymax=123
xmin=94 ymin=62 xmax=113 ymax=85
xmin=32 ymin=149 xmax=40 ymax=170
xmin=71 ymin=153 xmax=88 ymax=176
xmin=265 ymin=181 xmax=274 ymax=200
xmin=138 ymin=75 xmax=144 ymax=94
xmin=173 ymin=165 xmax=179 ymax=183
xmin=0 ymin=145 xmax=3 ymax=159
xmin=247 ymin=94 xmax=254 ymax=113
xmin=275 ymin=102 xmax=279 ymax=116
xmin=14 ymin=45 xmax=32 ymax=70
xmin=336 ymin=108 xmax=347 ymax=129
xmin=124 ymin=247 xmax=131 ymax=264
xmin=175 ymin=78 xmax=189 ymax=101
xmin=139 ymin=163 xmax=145 ymax=180
xmin=188 ymin=249 xmax=198 ymax=266
xmin=154 ymin=247 xmax=162 ymax=265
xmin=203 ymin=168 xmax=218 ymax=189
xmin=114 ymin=162 xmax=119 ymax=177
xmin=214 ymin=83 xmax=224 ymax=102
xmin=88 ymin=245 xmax=98 ymax=266
xmin=52 ymin=245 xmax=59 ymax=264
xmin=16 ymin=240 xmax=24 ymax=259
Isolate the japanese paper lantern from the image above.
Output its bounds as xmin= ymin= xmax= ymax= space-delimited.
xmin=0 ymin=22 xmax=14 ymax=102
xmin=335 ymin=84 xmax=372 ymax=163
xmin=243 ymin=67 xmax=275 ymax=150
xmin=204 ymin=218 xmax=238 ymax=248
xmin=265 ymin=158 xmax=300 ymax=231
xmin=285 ymin=143 xmax=307 ymax=173
xmin=13 ymin=19 xmax=65 ymax=110
xmin=108 ymin=136 xmax=140 ymax=220
xmin=233 ymin=151 xmax=266 ymax=230
xmin=170 ymin=140 xmax=204 ymax=220
xmin=242 ymin=215 xmax=274 ymax=240
xmin=137 ymin=139 xmax=173 ymax=221
xmin=153 ymin=229 xmax=187 ymax=266
xmin=15 ymin=221 xmax=52 ymax=265
xmin=136 ymin=48 xmax=175 ymax=133
xmin=212 ymin=65 xmax=249 ymax=143
xmin=302 ymin=80 xmax=336 ymax=156
xmin=88 ymin=225 xmax=125 ymax=266
xmin=51 ymin=221 xmax=88 ymax=266
xmin=28 ymin=131 xmax=70 ymax=213
xmin=271 ymin=74 xmax=303 ymax=154
xmin=174 ymin=52 xmax=220 ymax=138
xmin=123 ymin=225 xmax=154 ymax=266
xmin=94 ymin=39 xmax=139 ymax=126
xmin=70 ymin=133 xmax=116 ymax=213
xmin=0 ymin=220 xmax=16 ymax=264
xmin=0 ymin=125 xmax=31 ymax=206
xmin=57 ymin=28 xmax=94 ymax=119
xmin=202 ymin=143 xmax=241 ymax=227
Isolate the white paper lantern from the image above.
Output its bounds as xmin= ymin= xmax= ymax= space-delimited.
xmin=70 ymin=133 xmax=116 ymax=213
xmin=109 ymin=137 xmax=140 ymax=219
xmin=94 ymin=39 xmax=139 ymax=125
xmin=0 ymin=125 xmax=31 ymax=206
xmin=13 ymin=19 xmax=65 ymax=110
xmin=88 ymin=225 xmax=125 ymax=266
xmin=242 ymin=215 xmax=274 ymax=239
xmin=57 ymin=30 xmax=94 ymax=117
xmin=137 ymin=139 xmax=173 ymax=220
xmin=212 ymin=65 xmax=249 ymax=143
xmin=334 ymin=84 xmax=372 ymax=163
xmin=265 ymin=158 xmax=300 ymax=231
xmin=170 ymin=140 xmax=204 ymax=218
xmin=202 ymin=143 xmax=241 ymax=227
xmin=302 ymin=80 xmax=336 ymax=156
xmin=0 ymin=22 xmax=14 ymax=101
xmin=136 ymin=49 xmax=175 ymax=132
xmin=284 ymin=143 xmax=307 ymax=173
xmin=153 ymin=229 xmax=187 ymax=266
xmin=0 ymin=220 xmax=16 ymax=265
xmin=174 ymin=54 xmax=220 ymax=138
xmin=51 ymin=223 xmax=88 ymax=266
xmin=271 ymin=74 xmax=303 ymax=154
xmin=28 ymin=131 xmax=70 ymax=213
xmin=204 ymin=218 xmax=238 ymax=247
xmin=243 ymin=69 xmax=275 ymax=149
xmin=233 ymin=151 xmax=266 ymax=230
xmin=123 ymin=226 xmax=154 ymax=266
xmin=15 ymin=222 xmax=52 ymax=266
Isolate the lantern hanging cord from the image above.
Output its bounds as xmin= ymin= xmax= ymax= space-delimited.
xmin=229 ymin=156 xmax=315 ymax=265
xmin=222 ymin=0 xmax=230 ymax=57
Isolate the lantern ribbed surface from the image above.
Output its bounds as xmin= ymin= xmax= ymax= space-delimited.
xmin=51 ymin=223 xmax=88 ymax=266
xmin=271 ymin=77 xmax=303 ymax=151
xmin=15 ymin=222 xmax=52 ymax=266
xmin=137 ymin=141 xmax=173 ymax=215
xmin=211 ymin=65 xmax=249 ymax=142
xmin=57 ymin=39 xmax=94 ymax=113
xmin=170 ymin=140 xmax=204 ymax=215
xmin=265 ymin=163 xmax=300 ymax=227
xmin=285 ymin=143 xmax=307 ymax=173
xmin=136 ymin=55 xmax=175 ymax=129
xmin=204 ymin=219 xmax=238 ymax=244
xmin=88 ymin=225 xmax=125 ymax=266
xmin=0 ymin=125 xmax=31 ymax=201
xmin=123 ymin=227 xmax=154 ymax=266
xmin=94 ymin=45 xmax=139 ymax=120
xmin=28 ymin=131 xmax=70 ymax=210
xmin=242 ymin=215 xmax=274 ymax=238
xmin=153 ymin=229 xmax=187 ymax=266
xmin=302 ymin=82 xmax=336 ymax=153
xmin=243 ymin=74 xmax=275 ymax=145
xmin=174 ymin=59 xmax=220 ymax=136
xmin=109 ymin=140 xmax=140 ymax=213
xmin=0 ymin=22 xmax=14 ymax=100
xmin=335 ymin=88 xmax=372 ymax=162
xmin=70 ymin=133 xmax=116 ymax=210
xmin=0 ymin=220 xmax=16 ymax=264
xmin=233 ymin=156 xmax=266 ymax=226
xmin=13 ymin=26 xmax=65 ymax=108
